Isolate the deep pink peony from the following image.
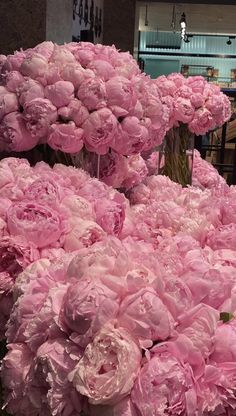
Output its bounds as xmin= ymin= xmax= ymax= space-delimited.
xmin=48 ymin=122 xmax=84 ymax=153
xmin=0 ymin=112 xmax=38 ymax=152
xmin=7 ymin=202 xmax=65 ymax=248
xmin=23 ymin=98 xmax=57 ymax=139
xmin=0 ymin=92 xmax=19 ymax=121
xmin=83 ymin=108 xmax=118 ymax=154
xmin=69 ymin=324 xmax=141 ymax=405
xmin=58 ymin=98 xmax=89 ymax=127
xmin=113 ymin=116 xmax=149 ymax=155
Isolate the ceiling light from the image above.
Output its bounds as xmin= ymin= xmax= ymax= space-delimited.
xmin=145 ymin=4 xmax=148 ymax=26
xmin=180 ymin=13 xmax=187 ymax=40
xmin=227 ymin=37 xmax=232 ymax=45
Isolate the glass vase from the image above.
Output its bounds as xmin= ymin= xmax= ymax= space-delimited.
xmin=158 ymin=124 xmax=194 ymax=187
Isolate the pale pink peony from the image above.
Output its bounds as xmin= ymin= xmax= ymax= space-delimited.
xmin=83 ymin=108 xmax=118 ymax=154
xmin=0 ymin=112 xmax=38 ymax=152
xmin=62 ymin=194 xmax=95 ymax=221
xmin=64 ymin=219 xmax=106 ymax=251
xmin=186 ymin=76 xmax=206 ymax=94
xmin=94 ymin=197 xmax=125 ymax=236
xmin=106 ymin=76 xmax=137 ymax=117
xmin=7 ymin=202 xmax=65 ymax=248
xmin=24 ymin=177 xmax=65 ymax=206
xmin=131 ymin=342 xmax=197 ymax=416
xmin=48 ymin=122 xmax=84 ymax=153
xmin=2 ymin=51 xmax=26 ymax=72
xmin=69 ymin=324 xmax=141 ymax=405
xmin=121 ymin=154 xmax=148 ymax=190
xmin=20 ymin=53 xmax=48 ymax=79
xmin=34 ymin=41 xmax=55 ymax=60
xmin=60 ymin=278 xmax=120 ymax=347
xmin=118 ymin=286 xmax=175 ymax=348
xmin=45 ymin=80 xmax=74 ymax=108
xmin=60 ymin=63 xmax=87 ymax=89
xmin=50 ymin=45 xmax=76 ymax=65
xmin=205 ymin=224 xmax=236 ymax=250
xmin=23 ymin=98 xmax=57 ymax=139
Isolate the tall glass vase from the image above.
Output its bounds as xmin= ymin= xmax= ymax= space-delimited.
xmin=158 ymin=124 xmax=194 ymax=187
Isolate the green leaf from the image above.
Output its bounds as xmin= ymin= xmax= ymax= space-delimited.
xmin=220 ymin=312 xmax=234 ymax=323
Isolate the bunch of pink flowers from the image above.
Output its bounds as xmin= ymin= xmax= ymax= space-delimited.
xmin=0 ymin=41 xmax=169 ymax=156
xmin=155 ymin=73 xmax=231 ymax=135
xmin=1 ymin=154 xmax=236 ymax=415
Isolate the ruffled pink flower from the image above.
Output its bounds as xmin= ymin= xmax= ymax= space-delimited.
xmin=48 ymin=122 xmax=84 ymax=153
xmin=99 ymin=151 xmax=127 ymax=188
xmin=167 ymin=72 xmax=185 ymax=88
xmin=112 ymin=117 xmax=149 ymax=155
xmin=83 ymin=108 xmax=118 ymax=155
xmin=0 ymin=112 xmax=38 ymax=152
xmin=60 ymin=278 xmax=120 ymax=347
xmin=186 ymin=76 xmax=206 ymax=94
xmin=60 ymin=63 xmax=86 ymax=89
xmin=88 ymin=59 xmax=115 ymax=81
xmin=121 ymin=154 xmax=148 ymax=190
xmin=7 ymin=202 xmax=65 ymax=248
xmin=3 ymin=71 xmax=25 ymax=93
xmin=131 ymin=341 xmax=197 ymax=416
xmin=20 ymin=53 xmax=48 ymax=79
xmin=118 ymin=286 xmax=175 ymax=348
xmin=0 ymin=92 xmax=19 ymax=121
xmin=174 ymin=97 xmax=194 ymax=123
xmin=206 ymin=223 xmax=236 ymax=250
xmin=24 ymin=177 xmax=65 ymax=206
xmin=189 ymin=108 xmax=215 ymax=135
xmin=34 ymin=41 xmax=55 ymax=60
xmin=77 ymin=77 xmax=107 ymax=111
xmin=69 ymin=324 xmax=141 ymax=405
xmin=191 ymin=93 xmax=205 ymax=108
xmin=64 ymin=219 xmax=106 ymax=251
xmin=155 ymin=75 xmax=177 ymax=96
xmin=45 ymin=80 xmax=74 ymax=108
xmin=58 ymin=98 xmax=89 ymax=127
xmin=106 ymin=76 xmax=137 ymax=117
xmin=2 ymin=51 xmax=26 ymax=72
xmin=94 ymin=197 xmax=125 ymax=236
xmin=211 ymin=319 xmax=236 ymax=363
xmin=50 ymin=45 xmax=76 ymax=65
xmin=23 ymin=98 xmax=57 ymax=139
xmin=62 ymin=194 xmax=95 ymax=221
xmin=18 ymin=79 xmax=45 ymax=106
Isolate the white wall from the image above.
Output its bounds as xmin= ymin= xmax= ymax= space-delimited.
xmin=73 ymin=0 xmax=103 ymax=44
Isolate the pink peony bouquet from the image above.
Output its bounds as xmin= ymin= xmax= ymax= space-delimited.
xmin=155 ymin=73 xmax=231 ymax=134
xmin=0 ymin=42 xmax=170 ymax=156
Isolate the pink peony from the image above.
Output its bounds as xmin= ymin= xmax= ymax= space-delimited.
xmin=112 ymin=117 xmax=149 ymax=155
xmin=23 ymin=98 xmax=57 ymax=139
xmin=60 ymin=278 xmax=120 ymax=347
xmin=64 ymin=219 xmax=106 ymax=251
xmin=18 ymin=79 xmax=45 ymax=107
xmin=58 ymin=98 xmax=89 ymax=127
xmin=131 ymin=342 xmax=197 ymax=416
xmin=20 ymin=53 xmax=48 ymax=79
xmin=186 ymin=76 xmax=206 ymax=94
xmin=106 ymin=76 xmax=137 ymax=117
xmin=205 ymin=224 xmax=236 ymax=250
xmin=99 ymin=151 xmax=127 ymax=188
xmin=94 ymin=197 xmax=125 ymax=236
xmin=60 ymin=63 xmax=87 ymax=89
xmin=189 ymin=108 xmax=215 ymax=135
xmin=211 ymin=319 xmax=236 ymax=363
xmin=83 ymin=108 xmax=118 ymax=155
xmin=121 ymin=154 xmax=148 ymax=190
xmin=48 ymin=122 xmax=84 ymax=153
xmin=0 ymin=112 xmax=38 ymax=152
xmin=7 ymin=202 xmax=65 ymax=248
xmin=118 ymin=286 xmax=175 ymax=348
xmin=77 ymin=77 xmax=107 ymax=111
xmin=174 ymin=97 xmax=194 ymax=123
xmin=69 ymin=324 xmax=141 ymax=405
xmin=88 ymin=59 xmax=115 ymax=81
xmin=45 ymin=80 xmax=74 ymax=108
xmin=3 ymin=71 xmax=25 ymax=93
xmin=24 ymin=177 xmax=65 ymax=206
xmin=0 ymin=92 xmax=19 ymax=121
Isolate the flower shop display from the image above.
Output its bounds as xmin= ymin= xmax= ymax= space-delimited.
xmin=0 ymin=155 xmax=235 ymax=416
xmin=155 ymin=74 xmax=231 ymax=186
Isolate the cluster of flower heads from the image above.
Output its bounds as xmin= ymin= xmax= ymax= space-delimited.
xmin=1 ymin=155 xmax=236 ymax=416
xmin=155 ymin=73 xmax=231 ymax=135
xmin=0 ymin=41 xmax=171 ymax=156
